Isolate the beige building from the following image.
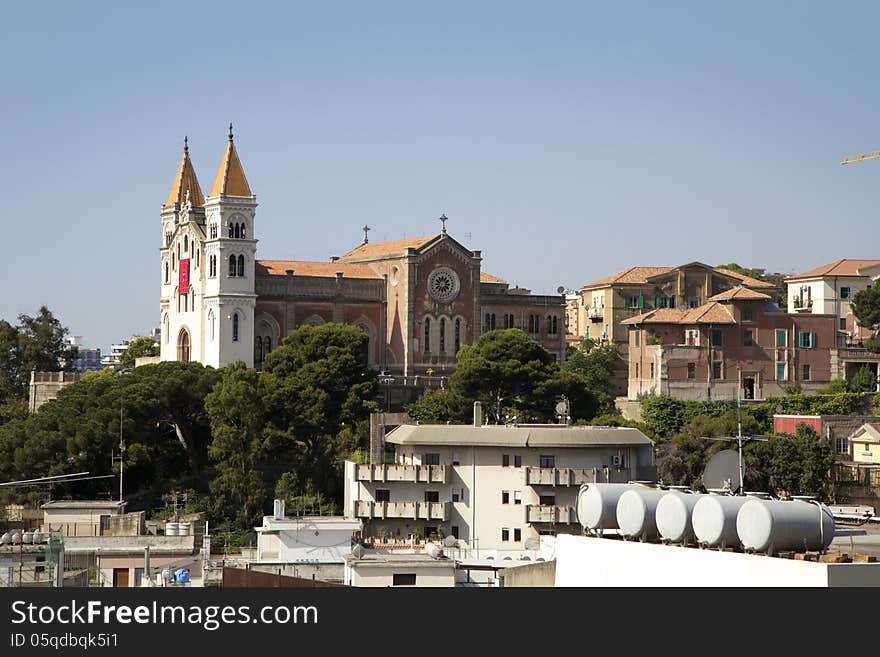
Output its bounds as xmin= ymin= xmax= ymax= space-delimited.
xmin=41 ymin=500 xmax=127 ymax=537
xmin=344 ymin=420 xmax=655 ymax=558
xmin=343 ymin=552 xmax=456 ymax=587
xmin=574 ymin=262 xmax=776 ymax=395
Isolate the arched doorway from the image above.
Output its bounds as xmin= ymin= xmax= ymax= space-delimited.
xmin=177 ymin=328 xmax=190 ymax=362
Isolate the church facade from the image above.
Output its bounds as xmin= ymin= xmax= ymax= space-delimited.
xmin=158 ymin=129 xmax=566 ymax=375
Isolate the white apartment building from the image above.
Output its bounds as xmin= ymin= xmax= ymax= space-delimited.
xmin=343 ymin=420 xmax=655 ymax=558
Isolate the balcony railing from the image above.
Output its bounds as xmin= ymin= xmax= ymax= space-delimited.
xmin=792 ymin=299 xmax=813 ymax=313
xmin=525 ymin=505 xmax=576 ymax=524
xmin=355 ymin=464 xmax=449 ymax=484
xmin=588 ymin=307 xmax=604 ymax=322
xmin=524 ymin=467 xmax=600 ymax=487
xmin=354 ymin=501 xmax=450 ymax=521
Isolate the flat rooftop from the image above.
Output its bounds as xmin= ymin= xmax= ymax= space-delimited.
xmin=41 ymin=500 xmax=127 ymax=510
xmin=345 ymin=552 xmax=455 ymax=568
xmin=386 ymin=424 xmax=653 ymax=448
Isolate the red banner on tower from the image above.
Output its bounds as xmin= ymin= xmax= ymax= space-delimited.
xmin=179 ymin=258 xmax=190 ymax=294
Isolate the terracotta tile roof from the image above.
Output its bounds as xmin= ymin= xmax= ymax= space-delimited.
xmin=209 ymin=133 xmax=253 ymax=197
xmin=164 ymin=143 xmax=204 ymax=208
xmin=340 ymin=235 xmax=437 ymax=261
xmin=581 ymin=266 xmax=675 ymax=289
xmin=707 ymin=286 xmax=772 ymax=302
xmin=787 ymin=259 xmax=880 ymax=281
xmin=714 ymin=268 xmax=776 ymax=289
xmin=480 ymin=272 xmax=507 ymax=284
xmin=256 ymin=260 xmax=380 ymax=279
xmin=623 ymin=302 xmax=734 ymax=325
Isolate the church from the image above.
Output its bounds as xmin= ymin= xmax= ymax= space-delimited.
xmin=158 ymin=128 xmax=566 ymax=375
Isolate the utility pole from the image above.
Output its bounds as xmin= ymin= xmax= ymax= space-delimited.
xmin=119 ymin=405 xmax=124 ymax=503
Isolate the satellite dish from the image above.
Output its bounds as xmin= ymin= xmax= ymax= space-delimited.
xmin=443 ymin=535 xmax=457 ymax=548
xmin=555 ymin=401 xmax=569 ymax=415
xmin=351 ymin=543 xmax=365 ymax=559
xmin=556 ymin=286 xmax=566 ymax=295
xmin=702 ymin=450 xmax=741 ymax=493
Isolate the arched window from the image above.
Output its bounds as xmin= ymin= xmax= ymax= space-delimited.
xmin=229 ymin=255 xmax=237 ymax=277
xmin=241 ymin=223 xmax=246 ymax=239
xmin=177 ymin=328 xmax=190 ymax=362
xmin=455 ymin=319 xmax=461 ymax=355
xmin=208 ymin=310 xmax=215 ymax=341
xmin=228 ymin=223 xmax=234 ymax=238
xmin=440 ymin=318 xmax=446 ymax=354
xmin=210 ymin=223 xmax=217 ymax=239
xmin=232 ymin=313 xmax=239 ymax=342
xmin=195 ymin=246 xmax=199 ymax=268
xmin=485 ymin=313 xmax=496 ymax=332
xmin=237 ymin=255 xmax=245 ymax=277
xmin=177 ymin=243 xmax=181 ymax=260
xmin=184 ymin=235 xmax=188 ymax=252
xmin=164 ymin=261 xmax=169 ymax=283
xmin=234 ymin=223 xmax=240 ymax=239
xmin=163 ymin=314 xmax=169 ymax=343
xmin=424 ymin=318 xmax=431 ymax=354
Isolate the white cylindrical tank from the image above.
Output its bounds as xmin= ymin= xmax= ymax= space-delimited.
xmin=165 ymin=522 xmax=179 ymax=536
xmin=577 ymin=483 xmax=645 ymax=532
xmin=22 ymin=531 xmax=33 ymax=544
xmin=655 ymin=492 xmax=702 ymax=544
xmin=32 ymin=530 xmax=44 ymax=544
xmin=424 ymin=542 xmax=443 ymax=558
xmin=736 ymin=499 xmax=835 ymax=555
xmin=177 ymin=522 xmax=191 ymax=536
xmin=616 ymin=489 xmax=666 ymax=541
xmin=692 ymin=493 xmax=752 ymax=549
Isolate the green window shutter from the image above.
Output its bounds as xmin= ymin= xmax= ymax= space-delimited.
xmin=776 ymin=330 xmax=785 ymax=348
xmin=811 ymin=332 xmax=817 ymax=348
xmin=798 ymin=331 xmax=805 ymax=348
xmin=637 ymin=294 xmax=644 ymax=309
xmin=654 ymin=295 xmax=660 ymax=309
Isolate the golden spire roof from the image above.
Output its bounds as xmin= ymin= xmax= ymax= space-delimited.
xmin=209 ymin=123 xmax=253 ymax=197
xmin=164 ymin=137 xmax=205 ymax=208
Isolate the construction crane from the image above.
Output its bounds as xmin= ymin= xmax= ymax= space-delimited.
xmin=841 ymin=150 xmax=880 ymax=165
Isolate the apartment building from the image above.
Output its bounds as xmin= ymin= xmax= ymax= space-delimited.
xmin=624 ymin=286 xmax=837 ymax=401
xmin=343 ymin=417 xmax=655 ymax=558
xmin=575 ymin=262 xmax=776 ymax=395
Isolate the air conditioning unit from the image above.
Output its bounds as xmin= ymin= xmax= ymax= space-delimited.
xmin=611 ymin=455 xmax=623 ymax=468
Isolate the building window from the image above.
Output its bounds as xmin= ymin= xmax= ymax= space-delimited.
xmin=232 ymin=313 xmax=239 ymax=342
xmin=451 ymin=526 xmax=459 ymax=539
xmin=840 ymin=317 xmax=847 ymax=330
xmin=184 ymin=235 xmax=188 ymax=252
xmin=514 ymin=455 xmax=522 ymax=468
xmin=685 ymin=329 xmax=699 ymax=346
xmin=454 ymin=319 xmax=461 ymax=355
xmin=513 ymin=491 xmax=521 ymax=505
xmin=208 ymin=310 xmax=215 ymax=342
xmin=237 ymin=255 xmax=245 ymax=277
xmin=625 ymin=295 xmax=644 ymax=309
xmin=687 ymin=362 xmax=696 ymax=379
xmin=776 ymin=363 xmax=786 ymax=381
xmin=392 ymin=573 xmax=417 ymax=586
xmin=424 ymin=453 xmax=440 ymax=466
xmin=539 ymin=455 xmax=555 ymax=468
xmin=836 ymin=436 xmax=849 ymax=455
xmin=689 ymin=297 xmax=701 ymax=308
xmin=375 ymin=489 xmax=390 ymax=502
xmin=776 ymin=329 xmax=787 ymax=348
xmin=711 ymin=329 xmax=723 ymax=347
xmin=744 ymin=329 xmax=754 ymax=347
xmin=514 ymin=528 xmax=521 ymax=542
xmin=452 ymin=489 xmax=461 ymax=503
xmin=502 ymin=490 xmax=510 ymax=504
xmin=164 ymin=261 xmax=169 ymax=283
xmin=504 ymin=313 xmax=514 ymax=329
xmin=485 ymin=313 xmax=496 ymax=331
xmin=502 ymin=454 xmax=510 ymax=467
xmin=712 ymin=362 xmax=722 ymax=379
xmin=798 ymin=331 xmax=816 ymax=349
xmin=229 ymin=254 xmax=237 ymax=277
xmin=548 ymin=316 xmax=558 ymax=334
xmin=501 ymin=528 xmax=510 ymax=542
xmin=210 ymin=224 xmax=217 ymax=239
xmin=803 ymin=364 xmax=811 ymax=381
xmin=743 ymin=308 xmax=753 ymax=322
xmin=635 ymin=362 xmax=639 ymax=378
xmin=539 ymin=493 xmax=556 ymax=506
xmin=439 ymin=318 xmax=446 ymax=353
xmin=452 ymin=452 xmax=460 ymax=466
xmin=528 ymin=314 xmax=540 ymax=333
xmin=228 ymin=223 xmax=234 ymax=238
xmin=841 ymin=287 xmax=851 ymax=300
xmin=424 ymin=318 xmax=431 ymax=353
xmin=650 ymin=362 xmax=655 ymax=378
xmin=633 ymin=329 xmax=640 ymax=347
xmin=424 ymin=491 xmax=440 ymax=503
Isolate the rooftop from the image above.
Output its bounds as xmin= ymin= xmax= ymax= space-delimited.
xmin=787 ymin=259 xmax=880 ymax=281
xmin=385 ymin=424 xmax=653 ymax=447
xmin=581 ymin=263 xmax=774 ymax=290
xmin=623 ymin=301 xmax=735 ymax=325
xmin=41 ymin=500 xmax=127 ymax=510
xmin=344 ymin=552 xmax=455 ymax=568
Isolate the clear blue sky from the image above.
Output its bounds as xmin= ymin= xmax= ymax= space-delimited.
xmin=2 ymin=1 xmax=879 ymax=351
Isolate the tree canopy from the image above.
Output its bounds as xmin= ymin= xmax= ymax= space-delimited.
xmin=119 ymin=336 xmax=159 ymax=369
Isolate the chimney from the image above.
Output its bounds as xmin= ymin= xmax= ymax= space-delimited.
xmin=273 ymin=498 xmax=285 ymax=519
xmin=330 ymin=256 xmax=340 ymax=262
xmin=473 ymin=401 xmax=482 ymax=427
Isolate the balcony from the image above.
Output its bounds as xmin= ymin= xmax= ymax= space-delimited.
xmin=354 ymin=464 xmax=449 ymax=484
xmin=524 ymin=467 xmax=600 ymax=487
xmin=354 ymin=501 xmax=450 ymax=521
xmin=525 ymin=505 xmax=576 ymax=524
xmin=588 ymin=307 xmax=604 ymax=322
xmin=792 ymin=298 xmax=813 ymax=313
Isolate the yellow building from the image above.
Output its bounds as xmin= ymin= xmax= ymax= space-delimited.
xmin=849 ymin=423 xmax=880 ymax=465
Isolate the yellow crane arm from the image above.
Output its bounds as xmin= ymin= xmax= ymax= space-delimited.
xmin=841 ymin=150 xmax=880 ymax=165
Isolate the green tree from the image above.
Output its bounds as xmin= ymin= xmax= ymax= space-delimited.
xmin=451 ymin=329 xmax=559 ymax=423
xmin=562 ymin=337 xmax=619 ymax=416
xmin=405 ymin=388 xmax=470 ymax=424
xmin=851 ymin=285 xmax=880 ymax=336
xmin=205 ymin=363 xmax=269 ymax=529
xmin=849 ymin=366 xmax=877 ymax=393
xmin=119 ymin=336 xmax=159 ymax=369
xmin=766 ymin=424 xmax=835 ymax=499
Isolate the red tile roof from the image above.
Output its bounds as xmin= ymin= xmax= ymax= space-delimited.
xmin=256 ymin=260 xmax=380 ymax=279
xmin=787 ymin=259 xmax=880 ymax=281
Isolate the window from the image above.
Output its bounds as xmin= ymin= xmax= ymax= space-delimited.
xmin=485 ymin=313 xmax=496 ymax=331
xmin=743 ymin=329 xmax=754 ymax=347
xmin=711 ymin=330 xmax=723 ymax=347
xmin=234 ymin=223 xmax=240 ymax=239
xmin=513 ymin=455 xmax=522 ymax=468
xmin=513 ymin=491 xmax=522 ymax=505
xmin=134 ymin=568 xmax=144 ymax=587
xmin=776 ymin=363 xmax=786 ymax=381
xmin=240 ymin=223 xmax=246 ymax=239
xmin=452 ymin=452 xmax=460 ymax=466
xmin=634 ymin=362 xmax=640 ymax=379
xmin=689 ymin=297 xmax=701 ymax=308
xmin=393 ymin=573 xmax=416 ymax=586
xmin=424 ymin=453 xmax=440 ymax=466
xmin=384 ymin=446 xmax=396 ymax=465
xmin=841 ymin=287 xmax=851 ymax=300
xmin=237 ymin=254 xmax=245 ymax=277
xmin=452 ymin=489 xmax=461 ymax=503
xmin=514 ymin=528 xmax=522 ymax=542
xmin=840 ymin=318 xmax=847 ymax=330
xmin=424 ymin=491 xmax=440 ymax=503
xmin=837 ymin=436 xmax=849 ymax=455
xmin=798 ymin=331 xmax=816 ymax=349
xmin=650 ymin=362 xmax=655 ymax=378
xmin=210 ymin=223 xmax=217 ymax=239
xmin=502 ymin=490 xmax=510 ymax=504
xmin=502 ymin=454 xmax=510 ymax=467
xmin=687 ymin=362 xmax=696 ymax=379
xmin=802 ymin=364 xmax=811 ymax=381
xmin=548 ymin=316 xmax=558 ymax=334
xmin=375 ymin=489 xmax=390 ymax=502
xmin=685 ymin=329 xmax=699 ymax=346
xmin=164 ymin=261 xmax=169 ymax=283
xmin=654 ymin=295 xmax=675 ymax=308
xmin=776 ymin=329 xmax=787 ymax=348
xmin=625 ymin=295 xmax=644 ymax=309
xmin=184 ymin=235 xmax=188 ymax=252
xmin=439 ymin=318 xmax=446 ymax=353
xmin=232 ymin=313 xmax=239 ymax=342
xmin=229 ymin=254 xmax=237 ymax=276
xmin=454 ymin=319 xmax=461 ymax=355
xmin=633 ymin=329 xmax=640 ymax=347
xmin=712 ymin=362 xmax=722 ymax=379
xmin=501 ymin=528 xmax=510 ymax=542
xmin=539 ymin=455 xmax=555 ymax=468
xmin=451 ymin=526 xmax=459 ymax=539
xmin=743 ymin=308 xmax=753 ymax=322
xmin=528 ymin=314 xmax=540 ymax=333
xmin=539 ymin=493 xmax=556 ymax=506
xmin=228 ymin=223 xmax=234 ymax=238
xmin=424 ymin=318 xmax=431 ymax=353
xmin=504 ymin=313 xmax=515 ymax=329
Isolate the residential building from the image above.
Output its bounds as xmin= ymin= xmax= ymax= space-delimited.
xmin=101 ymin=339 xmax=130 ymax=369
xmin=343 ymin=414 xmax=655 ymax=558
xmin=624 ymin=286 xmax=837 ymax=400
xmin=157 ymin=129 xmax=566 ymax=380
xmin=67 ymin=336 xmax=102 ymax=373
xmin=343 ymin=552 xmax=456 ymax=587
xmin=577 ymin=262 xmax=776 ymax=395
xmin=773 ymin=414 xmax=880 ymax=461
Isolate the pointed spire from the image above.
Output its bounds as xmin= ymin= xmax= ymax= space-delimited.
xmin=209 ymin=123 xmax=252 ymax=197
xmin=164 ymin=137 xmax=204 ymax=208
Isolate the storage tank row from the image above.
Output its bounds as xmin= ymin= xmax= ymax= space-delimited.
xmin=576 ymin=483 xmax=835 ymax=555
